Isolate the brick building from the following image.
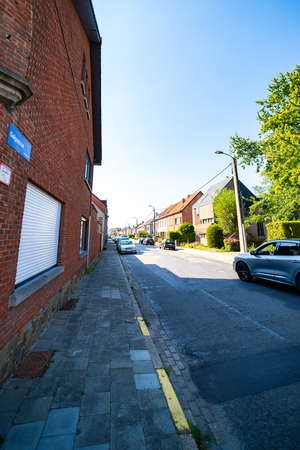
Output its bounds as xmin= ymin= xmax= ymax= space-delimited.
xmin=156 ymin=191 xmax=203 ymax=239
xmin=192 ymin=177 xmax=267 ymax=245
xmin=0 ymin=0 xmax=102 ymax=386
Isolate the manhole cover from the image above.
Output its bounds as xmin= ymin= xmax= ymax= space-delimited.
xmin=13 ymin=351 xmax=54 ymax=378
xmin=60 ymin=298 xmax=77 ymax=310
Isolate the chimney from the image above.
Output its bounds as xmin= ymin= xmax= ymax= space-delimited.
xmin=187 ymin=195 xmax=190 ymax=198
xmin=182 ymin=198 xmax=185 ymax=203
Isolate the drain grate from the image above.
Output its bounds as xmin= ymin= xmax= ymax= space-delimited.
xmin=13 ymin=351 xmax=54 ymax=378
xmin=60 ymin=298 xmax=78 ymax=311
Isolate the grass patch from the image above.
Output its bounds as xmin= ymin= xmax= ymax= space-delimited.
xmin=142 ymin=316 xmax=149 ymax=325
xmin=164 ymin=365 xmax=172 ymax=376
xmin=187 ymin=420 xmax=212 ymax=449
xmin=85 ymin=267 xmax=95 ymax=274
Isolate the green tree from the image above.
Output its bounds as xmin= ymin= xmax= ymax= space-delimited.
xmin=137 ymin=230 xmax=149 ymax=238
xmin=230 ymin=65 xmax=300 ymax=221
xmin=213 ymin=189 xmax=238 ymax=234
xmin=179 ymin=222 xmax=195 ymax=244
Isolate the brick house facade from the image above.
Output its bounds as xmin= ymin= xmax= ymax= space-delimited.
xmin=0 ymin=0 xmax=102 ymax=387
xmin=192 ymin=177 xmax=267 ymax=245
xmin=156 ymin=191 xmax=203 ymax=239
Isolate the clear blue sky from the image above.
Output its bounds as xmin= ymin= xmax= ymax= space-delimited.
xmin=92 ymin=0 xmax=300 ymax=229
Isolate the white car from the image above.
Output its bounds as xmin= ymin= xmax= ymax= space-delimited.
xmin=119 ymin=240 xmax=137 ymax=255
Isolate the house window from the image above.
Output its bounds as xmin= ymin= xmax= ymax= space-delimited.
xmin=15 ymin=183 xmax=61 ymax=287
xmin=175 ymin=218 xmax=179 ymax=225
xmin=80 ymin=217 xmax=88 ymax=251
xmin=257 ymin=222 xmax=264 ymax=236
xmin=85 ymin=154 xmax=91 ymax=185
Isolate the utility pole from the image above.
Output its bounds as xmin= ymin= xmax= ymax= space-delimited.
xmin=215 ymin=151 xmax=247 ymax=253
xmin=149 ymin=205 xmax=155 ymax=242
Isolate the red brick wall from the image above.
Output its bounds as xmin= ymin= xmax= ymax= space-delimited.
xmin=182 ymin=191 xmax=203 ymax=224
xmin=0 ymin=0 xmax=96 ymax=351
xmin=89 ymin=205 xmax=101 ymax=265
xmin=0 ymin=0 xmax=32 ymax=77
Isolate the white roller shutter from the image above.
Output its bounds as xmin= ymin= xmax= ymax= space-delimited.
xmin=15 ymin=183 xmax=62 ymax=286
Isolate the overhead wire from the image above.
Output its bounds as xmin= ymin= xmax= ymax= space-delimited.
xmin=130 ymin=163 xmax=232 ymax=228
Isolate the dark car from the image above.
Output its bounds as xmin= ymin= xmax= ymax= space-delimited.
xmin=233 ymin=239 xmax=300 ymax=291
xmin=144 ymin=238 xmax=154 ymax=245
xmin=158 ymin=239 xmax=176 ymax=250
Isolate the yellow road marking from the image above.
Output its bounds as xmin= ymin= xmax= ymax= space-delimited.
xmin=157 ymin=368 xmax=190 ymax=432
xmin=137 ymin=317 xmax=150 ymax=336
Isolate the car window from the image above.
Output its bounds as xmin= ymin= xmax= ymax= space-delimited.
xmin=166 ymin=239 xmax=174 ymax=243
xmin=256 ymin=243 xmax=276 ymax=256
xmin=121 ymin=241 xmax=132 ymax=245
xmin=277 ymin=243 xmax=299 ymax=256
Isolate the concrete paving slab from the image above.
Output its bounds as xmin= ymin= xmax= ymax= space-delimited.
xmin=111 ymin=402 xmax=142 ymax=428
xmin=134 ymin=373 xmax=161 ymax=390
xmin=42 ymin=407 xmax=79 ymax=436
xmin=51 ymin=386 xmax=83 ymax=409
xmin=84 ymin=376 xmax=110 ymax=393
xmin=80 ymin=392 xmax=110 ymax=416
xmin=74 ymin=415 xmax=110 ymax=448
xmin=2 ymin=421 xmax=45 ymax=450
xmin=145 ymin=434 xmax=182 ymax=450
xmin=110 ymin=424 xmax=146 ymax=450
xmin=86 ymin=363 xmax=110 ymax=378
xmin=14 ymin=396 xmax=53 ymax=424
xmin=133 ymin=360 xmax=155 ymax=374
xmin=0 ymin=389 xmax=29 ymax=412
xmin=37 ymin=434 xmax=75 ymax=450
xmin=141 ymin=407 xmax=177 ymax=437
xmin=130 ymin=350 xmax=151 ymax=361
xmin=138 ymin=390 xmax=169 ymax=409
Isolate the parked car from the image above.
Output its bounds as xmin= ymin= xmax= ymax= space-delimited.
xmin=117 ymin=237 xmax=129 ymax=251
xmin=158 ymin=239 xmax=176 ymax=250
xmin=144 ymin=238 xmax=154 ymax=245
xmin=233 ymin=239 xmax=300 ymax=291
xmin=119 ymin=240 xmax=137 ymax=255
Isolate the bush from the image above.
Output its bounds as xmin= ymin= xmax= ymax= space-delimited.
xmin=206 ymin=224 xmax=223 ymax=248
xmin=167 ymin=231 xmax=181 ymax=241
xmin=137 ymin=230 xmax=150 ymax=238
xmin=128 ymin=234 xmax=134 ymax=238
xmin=266 ymin=221 xmax=300 ymax=240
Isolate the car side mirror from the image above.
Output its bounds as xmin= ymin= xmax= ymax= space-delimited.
xmin=250 ymin=250 xmax=256 ymax=256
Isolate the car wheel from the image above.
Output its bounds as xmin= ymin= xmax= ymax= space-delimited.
xmin=236 ymin=262 xmax=252 ymax=282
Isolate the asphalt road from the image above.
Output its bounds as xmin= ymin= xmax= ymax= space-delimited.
xmin=123 ymin=243 xmax=300 ymax=450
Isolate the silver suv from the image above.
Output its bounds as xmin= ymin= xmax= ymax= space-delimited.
xmin=233 ymin=239 xmax=300 ymax=291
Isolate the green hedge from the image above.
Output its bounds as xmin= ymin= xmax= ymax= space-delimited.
xmin=206 ymin=224 xmax=223 ymax=248
xmin=167 ymin=231 xmax=181 ymax=241
xmin=266 ymin=221 xmax=300 ymax=240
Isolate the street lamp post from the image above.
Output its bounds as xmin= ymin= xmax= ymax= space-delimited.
xmin=133 ymin=217 xmax=138 ymax=237
xmin=149 ymin=205 xmax=155 ymax=242
xmin=215 ymin=151 xmax=247 ymax=253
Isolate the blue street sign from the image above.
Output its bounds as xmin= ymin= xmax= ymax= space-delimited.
xmin=7 ymin=123 xmax=31 ymax=162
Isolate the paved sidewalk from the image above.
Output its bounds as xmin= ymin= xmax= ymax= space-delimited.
xmin=0 ymin=242 xmax=189 ymax=450
xmin=171 ymin=246 xmax=238 ymax=264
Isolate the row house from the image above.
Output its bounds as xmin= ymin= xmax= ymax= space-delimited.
xmin=192 ymin=177 xmax=267 ymax=245
xmin=156 ymin=191 xmax=203 ymax=239
xmin=0 ymin=0 xmax=102 ymax=386
xmin=91 ymin=194 xmax=109 ymax=255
